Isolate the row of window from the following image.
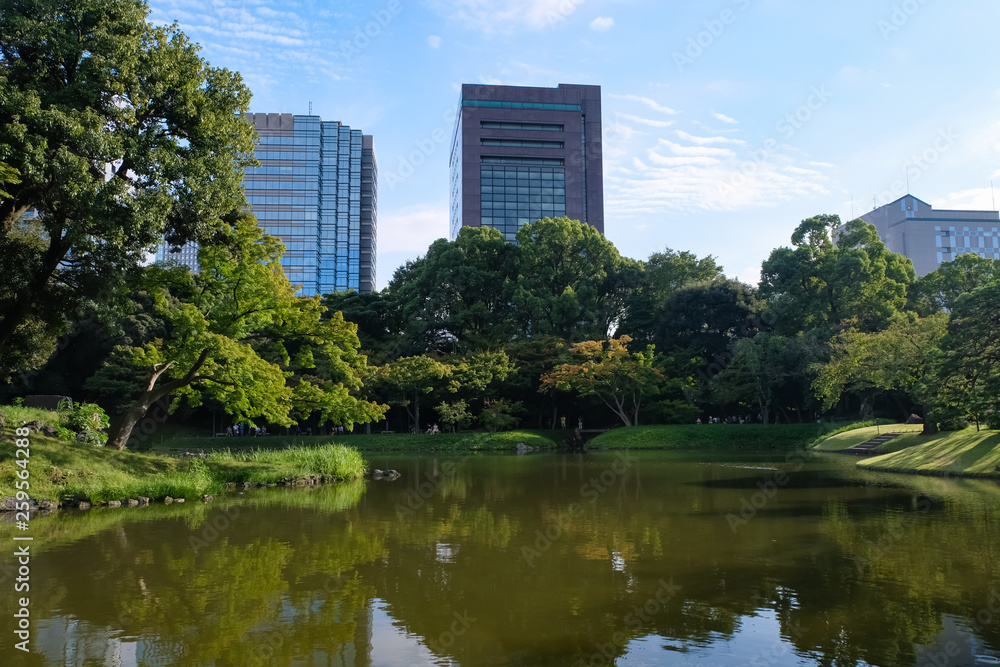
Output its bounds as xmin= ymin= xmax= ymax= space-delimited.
xmin=248 ymin=196 xmax=320 ymax=206
xmin=482 ymin=186 xmax=565 ymax=195
xmin=245 ymin=179 xmax=316 ymax=190
xmin=480 ymin=121 xmax=563 ymax=132
xmin=483 ymin=194 xmax=566 ymax=203
xmin=481 ymin=139 xmax=564 ymax=149
xmin=248 ymin=165 xmax=320 ymax=176
xmin=481 ymin=156 xmax=564 ymax=166
xmin=463 ymin=100 xmax=581 ymax=111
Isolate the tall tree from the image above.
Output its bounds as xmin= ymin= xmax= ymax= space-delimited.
xmin=514 ymin=217 xmax=635 ymax=340
xmin=812 ymin=313 xmax=948 ymax=421
xmin=918 ymin=279 xmax=1000 ymax=431
xmin=713 ymin=333 xmax=811 ymax=425
xmin=759 ymin=216 xmax=915 ymax=337
xmin=908 ymin=254 xmax=998 ymax=315
xmin=539 ymin=336 xmax=662 ymax=427
xmin=0 ymin=0 xmax=256 ymax=378
xmin=386 ymin=226 xmax=520 ymax=354
xmin=619 ymin=248 xmax=724 ymax=345
xmin=373 ymin=356 xmax=453 ymax=433
xmin=88 ymin=214 xmax=386 ymax=449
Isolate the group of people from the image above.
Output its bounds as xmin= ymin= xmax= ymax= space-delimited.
xmin=696 ymin=415 xmax=755 ymax=425
xmin=426 ymin=423 xmax=440 ymax=435
xmin=225 ymin=424 xmax=267 ymax=437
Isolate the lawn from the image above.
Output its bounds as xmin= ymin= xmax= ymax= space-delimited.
xmin=810 ymin=423 xmax=924 ymax=452
xmin=858 ymin=428 xmax=1000 ymax=476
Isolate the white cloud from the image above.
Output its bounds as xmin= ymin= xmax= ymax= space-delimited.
xmin=618 ymin=113 xmax=673 ymax=128
xmin=590 ymin=16 xmax=614 ymax=31
xmin=424 ymin=0 xmax=589 ymax=32
xmin=612 ymin=94 xmax=679 ymax=115
xmin=603 ymin=111 xmax=831 ymax=217
xmin=675 ymin=130 xmax=744 ymax=146
xmin=934 ymin=189 xmax=999 ymax=212
xmin=427 ymin=35 xmax=442 ymax=48
xmin=658 ymin=139 xmax=735 ymax=158
xmin=712 ymin=112 xmax=738 ymax=124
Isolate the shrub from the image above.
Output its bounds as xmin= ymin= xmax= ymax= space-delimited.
xmin=986 ymin=409 xmax=1000 ymax=431
xmin=481 ymin=400 xmax=523 ymax=432
xmin=60 ymin=401 xmax=110 ymax=433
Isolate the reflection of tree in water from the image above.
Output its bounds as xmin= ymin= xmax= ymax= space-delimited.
xmin=3 ymin=457 xmax=999 ymax=666
xmin=0 ymin=483 xmax=386 ymax=665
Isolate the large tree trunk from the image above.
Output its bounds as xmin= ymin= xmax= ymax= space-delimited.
xmin=107 ymin=396 xmax=159 ymax=450
xmin=105 ymin=351 xmax=209 ymax=449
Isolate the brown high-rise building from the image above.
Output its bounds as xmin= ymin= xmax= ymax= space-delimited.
xmin=449 ymin=83 xmax=604 ymax=241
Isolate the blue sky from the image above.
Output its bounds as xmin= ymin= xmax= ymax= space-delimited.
xmin=147 ymin=0 xmax=1000 ymax=287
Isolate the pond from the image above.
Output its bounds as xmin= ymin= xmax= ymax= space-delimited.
xmin=2 ymin=450 xmax=1000 ymax=666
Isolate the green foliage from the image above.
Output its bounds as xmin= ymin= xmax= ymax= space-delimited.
xmin=373 ymin=355 xmax=453 ymax=432
xmin=620 ymin=248 xmax=725 ymax=345
xmin=59 ymin=400 xmax=110 ymax=433
xmin=87 ymin=214 xmax=387 ymax=448
xmin=540 ymin=336 xmax=662 ymax=427
xmin=713 ymin=333 xmax=814 ymax=424
xmin=812 ymin=313 xmax=948 ymax=413
xmin=908 ymin=254 xmax=998 ymax=315
xmin=435 ymin=400 xmax=472 ymax=433
xmin=514 ymin=217 xmax=636 ymax=340
xmin=985 ymin=409 xmax=1000 ymax=431
xmin=760 ymin=216 xmax=915 ymax=337
xmin=918 ymin=279 xmax=1000 ymax=431
xmin=0 ymin=0 xmax=256 ymax=379
xmin=481 ymin=399 xmax=523 ymax=432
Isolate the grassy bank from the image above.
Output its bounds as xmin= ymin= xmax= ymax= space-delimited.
xmin=0 ymin=430 xmax=368 ymax=503
xmin=810 ymin=423 xmax=924 ymax=452
xmin=155 ymin=429 xmax=558 ymax=453
xmin=857 ymin=428 xmax=1000 ymax=477
xmin=587 ymin=423 xmax=835 ymax=450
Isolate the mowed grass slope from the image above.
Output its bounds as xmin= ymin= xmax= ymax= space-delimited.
xmin=810 ymin=424 xmax=924 ymax=452
xmin=858 ymin=428 xmax=1000 ymax=476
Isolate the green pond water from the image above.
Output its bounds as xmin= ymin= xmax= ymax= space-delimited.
xmin=2 ymin=450 xmax=1000 ymax=666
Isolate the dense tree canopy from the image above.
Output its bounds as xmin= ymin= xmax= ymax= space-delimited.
xmin=760 ymin=216 xmax=915 ymax=337
xmin=0 ymin=0 xmax=257 ymax=378
xmin=88 ymin=214 xmax=386 ymax=449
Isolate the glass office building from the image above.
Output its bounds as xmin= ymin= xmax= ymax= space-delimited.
xmin=246 ymin=113 xmax=377 ymax=295
xmin=449 ymin=84 xmax=604 ymax=241
xmin=157 ymin=114 xmax=377 ymax=296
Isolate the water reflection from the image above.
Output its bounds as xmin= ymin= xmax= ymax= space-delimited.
xmin=1 ymin=453 xmax=999 ymax=666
